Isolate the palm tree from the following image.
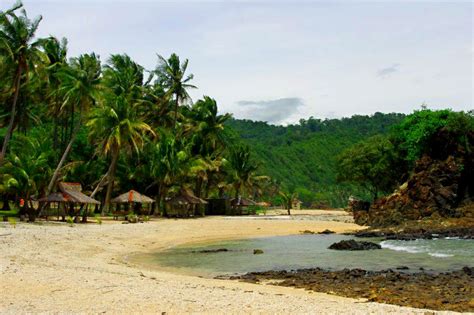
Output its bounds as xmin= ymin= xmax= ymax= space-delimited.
xmin=0 ymin=135 xmax=51 ymax=219
xmin=87 ymin=95 xmax=154 ymax=211
xmin=188 ymin=96 xmax=232 ymax=152
xmin=145 ymin=134 xmax=186 ymax=215
xmin=41 ymin=36 xmax=68 ymax=150
xmin=103 ymin=54 xmax=144 ymax=101
xmin=154 ymin=53 xmax=196 ymax=130
xmin=226 ymin=145 xmax=263 ymax=199
xmin=184 ymin=96 xmax=231 ymax=199
xmin=279 ymin=191 xmax=298 ymax=215
xmin=0 ymin=2 xmax=43 ymax=164
xmin=46 ymin=53 xmax=101 ymax=195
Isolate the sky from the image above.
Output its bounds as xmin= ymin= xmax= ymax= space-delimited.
xmin=1 ymin=0 xmax=472 ymax=124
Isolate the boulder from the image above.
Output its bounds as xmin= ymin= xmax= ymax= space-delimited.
xmin=318 ymin=229 xmax=335 ymax=234
xmin=328 ymin=239 xmax=381 ymax=250
xmin=193 ymin=248 xmax=229 ymax=254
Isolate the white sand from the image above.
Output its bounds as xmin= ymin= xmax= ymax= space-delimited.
xmin=0 ymin=213 xmax=458 ymax=314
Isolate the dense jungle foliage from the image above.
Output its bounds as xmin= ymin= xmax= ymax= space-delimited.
xmin=226 ymin=113 xmax=406 ymax=206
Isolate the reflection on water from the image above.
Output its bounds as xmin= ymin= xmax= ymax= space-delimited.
xmin=151 ymin=234 xmax=474 ymax=277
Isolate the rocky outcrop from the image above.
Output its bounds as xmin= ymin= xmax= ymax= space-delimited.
xmin=328 ymin=239 xmax=381 ymax=250
xmin=226 ymin=267 xmax=474 ymax=312
xmin=353 ymin=156 xmax=473 ymax=227
xmin=355 ymin=225 xmax=474 ymax=240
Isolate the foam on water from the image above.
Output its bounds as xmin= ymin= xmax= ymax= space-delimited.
xmin=429 ymin=253 xmax=454 ymax=258
xmin=380 ymin=239 xmax=464 ymax=259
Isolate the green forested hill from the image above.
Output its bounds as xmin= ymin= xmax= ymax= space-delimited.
xmin=226 ymin=113 xmax=406 ymax=207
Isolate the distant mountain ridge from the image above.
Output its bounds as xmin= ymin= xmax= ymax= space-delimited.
xmin=225 ymin=112 xmax=406 ymax=207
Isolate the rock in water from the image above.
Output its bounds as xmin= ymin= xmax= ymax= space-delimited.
xmin=328 ymin=239 xmax=381 ymax=250
xmin=253 ymin=249 xmax=264 ymax=255
xmin=318 ymin=229 xmax=335 ymax=234
xmin=193 ymin=248 xmax=229 ymax=254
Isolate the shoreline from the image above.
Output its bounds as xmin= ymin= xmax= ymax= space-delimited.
xmin=0 ymin=213 xmax=460 ymax=314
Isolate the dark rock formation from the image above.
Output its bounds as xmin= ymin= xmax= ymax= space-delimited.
xmin=328 ymin=239 xmax=381 ymax=250
xmin=225 ymin=267 xmax=474 ymax=312
xmin=193 ymin=248 xmax=229 ymax=253
xmin=353 ymin=156 xmax=474 ymax=227
xmin=253 ymin=249 xmax=264 ymax=255
xmin=318 ymin=229 xmax=335 ymax=234
xmin=355 ymin=225 xmax=474 ymax=240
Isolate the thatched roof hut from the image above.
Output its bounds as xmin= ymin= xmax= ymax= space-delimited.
xmin=167 ymin=188 xmax=208 ymax=205
xmin=38 ymin=192 xmax=69 ymax=203
xmin=57 ymin=182 xmax=100 ymax=205
xmin=111 ymin=190 xmax=154 ymax=204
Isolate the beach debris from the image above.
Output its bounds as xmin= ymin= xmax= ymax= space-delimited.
xmin=300 ymin=230 xmax=316 ymax=234
xmin=253 ymin=249 xmax=264 ymax=255
xmin=328 ymin=239 xmax=381 ymax=250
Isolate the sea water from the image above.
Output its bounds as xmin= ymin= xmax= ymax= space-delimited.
xmin=151 ymin=234 xmax=474 ymax=277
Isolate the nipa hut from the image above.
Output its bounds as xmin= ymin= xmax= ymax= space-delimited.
xmin=231 ymin=197 xmax=256 ymax=215
xmin=39 ymin=182 xmax=99 ymax=221
xmin=166 ymin=188 xmax=207 ymax=217
xmin=111 ymin=190 xmax=154 ymax=217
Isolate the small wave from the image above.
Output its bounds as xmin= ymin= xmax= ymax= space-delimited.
xmin=428 ymin=253 xmax=454 ymax=258
xmin=380 ymin=241 xmax=424 ymax=254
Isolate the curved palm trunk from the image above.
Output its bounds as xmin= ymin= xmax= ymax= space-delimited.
xmin=46 ymin=118 xmax=82 ymax=195
xmin=90 ymin=173 xmax=108 ymax=198
xmin=103 ymin=147 xmax=120 ymax=214
xmin=0 ymin=66 xmax=22 ymax=165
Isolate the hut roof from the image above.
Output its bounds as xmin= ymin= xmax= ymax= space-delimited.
xmin=57 ymin=182 xmax=100 ymax=204
xmin=111 ymin=190 xmax=154 ymax=203
xmin=58 ymin=182 xmax=82 ymax=192
xmin=167 ymin=188 xmax=208 ymax=205
xmin=38 ymin=192 xmax=69 ymax=203
xmin=231 ymin=198 xmax=256 ymax=207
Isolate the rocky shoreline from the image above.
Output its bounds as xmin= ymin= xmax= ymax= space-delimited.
xmin=354 ymin=225 xmax=474 ymax=240
xmin=223 ymin=267 xmax=474 ymax=312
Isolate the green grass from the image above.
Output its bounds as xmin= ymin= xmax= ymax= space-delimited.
xmin=0 ymin=209 xmax=19 ymax=217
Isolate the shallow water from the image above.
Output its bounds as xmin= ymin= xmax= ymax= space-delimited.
xmin=151 ymin=234 xmax=474 ymax=277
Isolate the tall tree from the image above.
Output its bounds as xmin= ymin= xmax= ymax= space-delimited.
xmin=226 ymin=145 xmax=262 ymax=199
xmin=41 ymin=36 xmax=68 ymax=151
xmin=154 ymin=53 xmax=196 ymax=130
xmin=46 ymin=53 xmax=101 ymax=194
xmin=186 ymin=96 xmax=231 ymax=198
xmin=87 ymin=95 xmax=154 ymax=211
xmin=0 ymin=2 xmax=43 ymax=164
xmin=336 ymin=135 xmax=401 ymax=201
xmin=88 ymin=54 xmax=153 ymax=211
xmin=0 ymin=134 xmax=51 ymax=217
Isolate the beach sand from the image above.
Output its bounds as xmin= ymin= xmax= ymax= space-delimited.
xmin=0 ymin=211 xmax=458 ymax=314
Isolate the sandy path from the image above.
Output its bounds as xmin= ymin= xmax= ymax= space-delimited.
xmin=0 ymin=214 xmax=458 ymax=314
